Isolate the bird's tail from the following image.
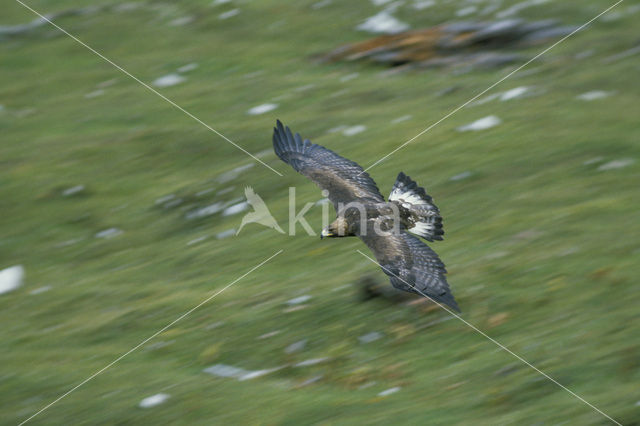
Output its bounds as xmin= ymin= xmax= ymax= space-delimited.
xmin=389 ymin=172 xmax=444 ymax=242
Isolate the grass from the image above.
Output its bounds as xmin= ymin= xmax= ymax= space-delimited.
xmin=1 ymin=0 xmax=639 ymax=424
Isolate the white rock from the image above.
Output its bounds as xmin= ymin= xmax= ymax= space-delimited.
xmin=203 ymin=363 xmax=282 ymax=381
xmin=258 ymin=330 xmax=281 ymax=339
xmin=496 ymin=0 xmax=548 ymax=18
xmin=597 ymin=158 xmax=635 ymax=171
xmin=187 ymin=236 xmax=208 ymax=246
xmin=451 ymin=171 xmax=472 ymax=181
xmin=500 ymin=86 xmax=529 ymax=101
xmin=0 ymin=265 xmax=25 ymax=295
xmin=169 ymin=16 xmax=194 ymax=26
xmin=177 ymin=63 xmax=198 ymax=73
xmin=311 ymin=0 xmax=332 ymax=9
xmin=139 ymin=393 xmax=169 ymax=408
xmin=217 ymin=163 xmax=255 ymax=183
xmin=583 ymin=156 xmax=604 ymax=165
xmin=359 ymin=332 xmax=382 ymax=344
xmin=456 ymin=6 xmax=477 ymax=17
xmin=294 ymin=357 xmax=329 ymax=367
xmin=340 ymin=72 xmax=359 ymax=82
xmin=413 ymin=0 xmax=435 ymax=10
xmin=342 ymin=125 xmax=367 ymax=136
xmin=576 ymin=91 xmax=612 ymax=101
xmin=222 ymin=201 xmax=249 ymax=217
xmin=62 ymin=185 xmax=85 ymax=196
xmin=153 ymin=73 xmax=186 ymax=88
xmin=216 ymin=229 xmax=236 ymax=239
xmin=155 ymin=194 xmax=175 ymax=205
xmin=378 ymin=386 xmax=401 ymax=396
xmin=247 ymin=103 xmax=278 ymax=115
xmin=219 ymin=9 xmax=240 ymax=20
xmin=84 ymin=89 xmax=104 ymax=99
xmin=95 ymin=228 xmax=123 ymax=239
xmin=457 ymin=115 xmax=501 ymax=132
xmin=286 ymin=295 xmax=311 ymax=305
xmin=285 ymin=339 xmax=307 ymax=353
xmin=391 ymin=115 xmax=412 ymax=124
xmin=185 ymin=202 xmax=225 ymax=219
xmin=357 ymin=11 xmax=409 ymax=34
xmin=212 ymin=0 xmax=232 ymax=5
xmin=30 ymin=285 xmax=51 ymax=295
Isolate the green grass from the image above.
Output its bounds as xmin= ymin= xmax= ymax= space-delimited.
xmin=1 ymin=0 xmax=639 ymax=424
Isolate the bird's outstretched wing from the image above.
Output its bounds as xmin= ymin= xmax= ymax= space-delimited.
xmin=273 ymin=120 xmax=384 ymax=209
xmin=360 ymin=229 xmax=460 ymax=312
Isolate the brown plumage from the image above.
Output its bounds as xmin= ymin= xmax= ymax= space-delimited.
xmin=273 ymin=120 xmax=459 ymax=312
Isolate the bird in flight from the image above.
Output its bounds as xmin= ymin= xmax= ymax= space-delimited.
xmin=273 ymin=120 xmax=460 ymax=312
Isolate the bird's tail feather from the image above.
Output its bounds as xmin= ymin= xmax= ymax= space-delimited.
xmin=389 ymin=172 xmax=444 ymax=242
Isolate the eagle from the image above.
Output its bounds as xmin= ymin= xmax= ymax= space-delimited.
xmin=273 ymin=120 xmax=460 ymax=312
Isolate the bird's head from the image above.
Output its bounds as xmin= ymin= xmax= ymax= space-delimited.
xmin=320 ymin=217 xmax=351 ymax=239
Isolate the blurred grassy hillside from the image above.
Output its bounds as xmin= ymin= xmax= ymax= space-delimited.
xmin=1 ymin=0 xmax=639 ymax=424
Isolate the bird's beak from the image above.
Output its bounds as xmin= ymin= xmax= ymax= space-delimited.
xmin=320 ymin=228 xmax=333 ymax=239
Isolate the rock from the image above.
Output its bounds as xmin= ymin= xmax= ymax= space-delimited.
xmin=187 ymin=236 xmax=208 ymax=246
xmin=342 ymin=125 xmax=367 ymax=136
xmin=391 ymin=115 xmax=412 ymax=124
xmin=62 ymin=185 xmax=85 ymax=196
xmin=247 ymin=103 xmax=278 ymax=115
xmin=456 ymin=6 xmax=477 ymax=17
xmin=286 ymin=295 xmax=312 ymax=305
xmin=294 ymin=357 xmax=329 ymax=367
xmin=177 ymin=63 xmax=198 ymax=73
xmin=84 ymin=89 xmax=104 ymax=99
xmin=450 ymin=171 xmax=472 ymax=181
xmin=597 ymin=158 xmax=635 ymax=171
xmin=216 ymin=229 xmax=236 ymax=239
xmin=0 ymin=265 xmax=25 ymax=295
xmin=29 ymin=285 xmax=51 ymax=295
xmin=222 ymin=202 xmax=249 ymax=217
xmin=340 ymin=72 xmax=359 ymax=82
xmin=356 ymin=11 xmax=409 ymax=34
xmin=378 ymin=386 xmax=401 ymax=396
xmin=204 ymin=364 xmax=249 ymax=378
xmin=95 ymin=228 xmax=123 ymax=239
xmin=496 ymin=0 xmax=549 ymax=19
xmin=285 ymin=339 xmax=307 ymax=354
xmin=258 ymin=330 xmax=281 ymax=339
xmin=576 ymin=91 xmax=612 ymax=101
xmin=217 ymin=163 xmax=255 ymax=183
xmin=203 ymin=363 xmax=283 ymax=381
xmin=185 ymin=202 xmax=225 ymax=219
xmin=219 ymin=9 xmax=240 ymax=20
xmin=583 ymin=156 xmax=604 ymax=165
xmin=169 ymin=16 xmax=194 ymax=26
xmin=603 ymin=45 xmax=640 ymax=64
xmin=500 ymin=86 xmax=530 ymax=100
xmin=413 ymin=0 xmax=435 ymax=10
xmin=311 ymin=0 xmax=332 ymax=9
xmin=457 ymin=115 xmax=501 ymax=132
xmin=153 ymin=73 xmax=186 ymax=88
xmin=326 ymin=18 xmax=571 ymax=70
xmin=358 ymin=332 xmax=382 ymax=344
xmin=139 ymin=393 xmax=169 ymax=408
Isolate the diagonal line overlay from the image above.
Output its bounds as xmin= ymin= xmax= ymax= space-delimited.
xmin=361 ymin=0 xmax=624 ymax=174
xmin=356 ymin=249 xmax=621 ymax=425
xmin=14 ymin=0 xmax=283 ymax=176
xmin=19 ymin=249 xmax=284 ymax=425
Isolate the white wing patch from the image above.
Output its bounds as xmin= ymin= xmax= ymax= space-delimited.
xmin=388 ymin=187 xmax=428 ymax=206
